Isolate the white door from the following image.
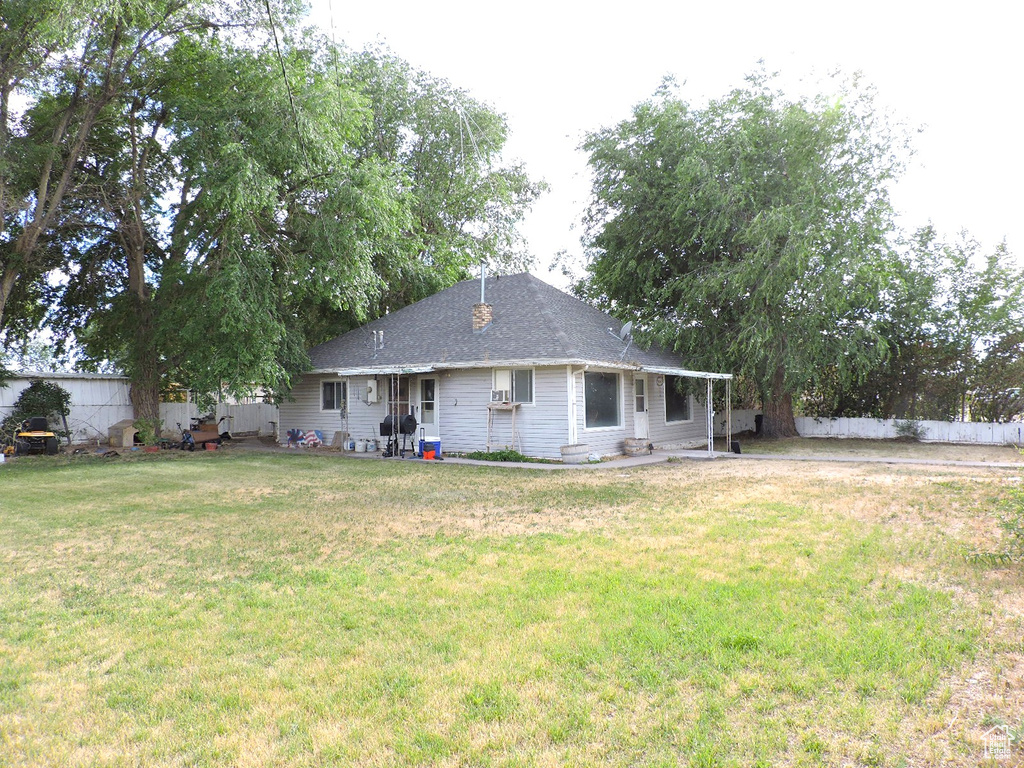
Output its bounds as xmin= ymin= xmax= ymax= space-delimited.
xmin=417 ymin=377 xmax=437 ymax=435
xmin=633 ymin=375 xmax=649 ymax=439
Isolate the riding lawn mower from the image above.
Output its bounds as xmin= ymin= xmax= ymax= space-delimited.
xmin=12 ymin=417 xmax=60 ymax=456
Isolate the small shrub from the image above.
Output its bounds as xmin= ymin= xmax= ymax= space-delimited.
xmin=999 ymin=495 xmax=1024 ymax=561
xmin=967 ymin=486 xmax=1024 ymax=565
xmin=133 ymin=419 xmax=159 ymax=446
xmin=894 ymin=419 xmax=927 ymax=442
xmin=464 ymin=448 xmax=532 ymax=463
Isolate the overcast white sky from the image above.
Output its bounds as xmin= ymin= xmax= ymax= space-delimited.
xmin=307 ymin=0 xmax=1023 ymax=287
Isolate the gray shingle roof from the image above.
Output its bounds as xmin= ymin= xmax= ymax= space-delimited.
xmin=308 ymin=272 xmax=691 ymax=373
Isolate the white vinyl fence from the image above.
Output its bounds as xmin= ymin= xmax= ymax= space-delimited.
xmin=713 ymin=410 xmax=1023 ymax=446
xmin=160 ymin=402 xmax=279 ymax=439
xmin=1 ymin=372 xmax=278 ymax=444
xmin=793 ymin=417 xmax=1024 ymax=446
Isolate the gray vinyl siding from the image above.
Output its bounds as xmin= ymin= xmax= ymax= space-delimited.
xmin=437 ymin=367 xmax=571 ymax=459
xmin=432 ymin=369 xmax=491 ymax=454
xmin=280 ymin=367 xmax=706 ymax=458
xmin=572 ymin=371 xmax=705 ymax=457
xmin=279 ymin=375 xmax=390 ymax=444
xmin=645 ymin=376 xmax=705 ymax=448
xmin=282 ymin=367 xmax=574 ymax=458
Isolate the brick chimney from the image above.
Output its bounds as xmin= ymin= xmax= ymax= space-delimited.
xmin=473 ymin=302 xmax=493 ymax=332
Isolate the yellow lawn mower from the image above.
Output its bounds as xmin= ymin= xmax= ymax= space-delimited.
xmin=13 ymin=417 xmax=60 ymax=456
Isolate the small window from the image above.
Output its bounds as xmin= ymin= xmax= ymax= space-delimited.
xmin=512 ymin=369 xmax=533 ymax=403
xmin=388 ymin=376 xmax=411 ymax=414
xmin=322 ymin=381 xmax=347 ymax=411
xmin=665 ymin=376 xmax=691 ymax=422
xmin=494 ymin=368 xmax=534 ymax=404
xmin=585 ymin=371 xmax=621 ymax=428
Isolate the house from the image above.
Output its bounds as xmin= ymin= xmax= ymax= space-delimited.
xmin=279 ymin=272 xmax=732 ymax=459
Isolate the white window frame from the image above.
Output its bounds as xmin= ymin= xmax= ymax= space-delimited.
xmin=493 ymin=367 xmax=535 ymax=405
xmin=418 ymin=376 xmax=437 ymax=426
xmin=321 ymin=380 xmax=347 ymax=412
xmin=583 ymin=370 xmax=623 ymax=431
xmin=663 ymin=375 xmax=693 ymax=424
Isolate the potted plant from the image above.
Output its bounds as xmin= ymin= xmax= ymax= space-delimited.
xmin=560 ymin=444 xmax=590 ymax=464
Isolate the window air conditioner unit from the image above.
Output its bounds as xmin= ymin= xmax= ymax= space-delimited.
xmin=365 ymin=380 xmax=381 ymax=403
xmin=491 ymin=389 xmax=510 ymax=403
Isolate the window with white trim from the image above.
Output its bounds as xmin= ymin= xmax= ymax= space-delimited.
xmin=322 ymin=380 xmax=347 ymax=411
xmin=665 ymin=375 xmax=691 ymax=422
xmin=584 ymin=371 xmax=621 ymax=428
xmin=493 ymin=368 xmax=534 ymax=404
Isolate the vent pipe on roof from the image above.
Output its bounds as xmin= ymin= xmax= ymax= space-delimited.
xmin=480 ymin=261 xmax=486 ymax=304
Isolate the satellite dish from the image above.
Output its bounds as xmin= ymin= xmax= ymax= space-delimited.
xmin=619 ymin=321 xmax=633 ymax=342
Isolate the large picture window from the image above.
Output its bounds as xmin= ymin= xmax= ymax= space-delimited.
xmin=322 ymin=380 xmax=347 ymax=411
xmin=494 ymin=368 xmax=534 ymax=404
xmin=665 ymin=376 xmax=691 ymax=422
xmin=584 ymin=371 xmax=620 ymax=428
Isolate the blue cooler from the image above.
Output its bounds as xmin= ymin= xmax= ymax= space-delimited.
xmin=418 ymin=437 xmax=441 ymax=459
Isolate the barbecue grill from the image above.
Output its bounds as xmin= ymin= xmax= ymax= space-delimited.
xmin=380 ymin=413 xmax=417 ymax=457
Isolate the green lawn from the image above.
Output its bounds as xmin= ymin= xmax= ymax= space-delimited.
xmin=1 ymin=451 xmax=1021 ymax=766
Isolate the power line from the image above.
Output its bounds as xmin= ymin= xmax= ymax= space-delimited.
xmin=326 ymin=0 xmax=345 ymax=124
xmin=264 ymin=0 xmax=309 ymax=172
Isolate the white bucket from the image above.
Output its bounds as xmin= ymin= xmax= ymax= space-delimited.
xmin=354 ymin=439 xmax=367 ymax=453
xmin=366 ymin=438 xmax=377 ymax=452
xmin=0 ymin=453 xmax=5 ymax=464
xmin=344 ymin=438 xmax=355 ymax=451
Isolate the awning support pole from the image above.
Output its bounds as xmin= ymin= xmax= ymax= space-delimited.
xmin=706 ymin=378 xmax=714 ymax=456
xmin=725 ymin=378 xmax=732 ymax=453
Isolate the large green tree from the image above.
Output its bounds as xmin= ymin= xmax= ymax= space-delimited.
xmin=816 ymin=227 xmax=1024 ymax=421
xmin=31 ymin=20 xmax=540 ymax=429
xmin=580 ymin=72 xmax=906 ymax=437
xmin=0 ymin=0 xmax=258 ymax=338
xmin=331 ymin=45 xmax=543 ymax=330
xmin=47 ymin=25 xmax=410 ymax=427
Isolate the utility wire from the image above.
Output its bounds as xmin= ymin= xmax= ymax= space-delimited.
xmin=264 ymin=0 xmax=309 ymax=172
xmin=326 ymin=0 xmax=345 ymax=124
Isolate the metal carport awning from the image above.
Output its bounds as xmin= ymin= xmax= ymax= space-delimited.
xmin=639 ymin=366 xmax=734 ymax=457
xmin=311 ymin=366 xmax=436 ymax=376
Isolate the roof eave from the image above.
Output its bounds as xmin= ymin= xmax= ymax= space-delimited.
xmin=310 ymin=360 xmax=731 ymax=379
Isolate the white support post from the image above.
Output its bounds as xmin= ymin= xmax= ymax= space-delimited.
xmin=706 ymin=378 xmax=714 ymax=455
xmin=725 ymin=378 xmax=732 ymax=453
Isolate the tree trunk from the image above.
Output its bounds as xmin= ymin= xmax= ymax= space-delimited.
xmin=129 ymin=366 xmax=162 ymax=438
xmin=124 ymin=205 xmax=162 ymax=436
xmin=0 ymin=267 xmax=16 ymax=331
xmin=761 ymin=365 xmax=799 ymax=438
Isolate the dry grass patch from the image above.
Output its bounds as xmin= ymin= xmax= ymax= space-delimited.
xmin=1 ymin=451 xmax=1022 ymax=766
xmin=735 ymin=435 xmax=1024 ymax=464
